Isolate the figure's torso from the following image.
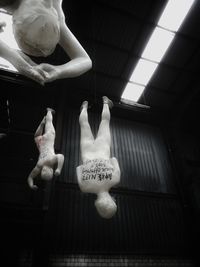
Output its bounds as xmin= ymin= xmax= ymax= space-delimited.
xmin=35 ymin=133 xmax=55 ymax=161
xmin=78 ymin=158 xmax=118 ymax=194
xmin=82 ymin=158 xmax=114 ymax=182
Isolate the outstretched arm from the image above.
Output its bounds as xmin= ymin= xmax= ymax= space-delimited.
xmin=35 ymin=0 xmax=92 ymax=83
xmin=27 ymin=165 xmax=41 ymax=190
xmin=110 ymin=157 xmax=121 ymax=185
xmin=54 ymin=154 xmax=64 ymax=176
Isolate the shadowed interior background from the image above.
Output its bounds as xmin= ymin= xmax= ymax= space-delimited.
xmin=1 ymin=1 xmax=200 ymax=266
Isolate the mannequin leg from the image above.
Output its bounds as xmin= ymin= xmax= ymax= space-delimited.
xmin=95 ymin=97 xmax=112 ymax=159
xmin=79 ymin=101 xmax=94 ymax=162
xmin=45 ymin=109 xmax=55 ymax=134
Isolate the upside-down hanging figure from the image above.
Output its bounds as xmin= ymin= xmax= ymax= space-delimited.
xmin=77 ymin=96 xmax=121 ymax=219
xmin=27 ymin=108 xmax=64 ymax=190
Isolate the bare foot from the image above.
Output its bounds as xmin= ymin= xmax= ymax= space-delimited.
xmin=80 ymin=101 xmax=88 ymax=112
xmin=47 ymin=108 xmax=55 ymax=114
xmin=102 ymin=96 xmax=113 ymax=109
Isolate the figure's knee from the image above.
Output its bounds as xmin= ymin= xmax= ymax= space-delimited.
xmin=94 ymin=139 xmax=110 ymax=157
xmin=101 ymin=116 xmax=110 ymax=125
xmin=101 ymin=109 xmax=110 ymax=122
xmin=101 ymin=101 xmax=111 ymax=121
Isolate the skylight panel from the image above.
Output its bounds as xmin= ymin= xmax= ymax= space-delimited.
xmin=129 ymin=59 xmax=158 ymax=85
xmin=141 ymin=27 xmax=175 ymax=62
xmin=158 ymin=0 xmax=195 ymax=32
xmin=121 ymin=0 xmax=195 ymax=104
xmin=121 ymin=82 xmax=145 ymax=102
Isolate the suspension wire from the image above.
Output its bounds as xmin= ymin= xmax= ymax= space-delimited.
xmin=6 ymin=99 xmax=11 ymax=126
xmin=142 ymin=88 xmax=147 ymax=106
xmin=92 ymin=2 xmax=97 ymax=106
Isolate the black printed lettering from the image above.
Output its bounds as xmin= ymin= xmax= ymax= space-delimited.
xmin=82 ymin=159 xmax=113 ymax=182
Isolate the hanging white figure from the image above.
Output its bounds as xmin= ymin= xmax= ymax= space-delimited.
xmin=27 ymin=108 xmax=64 ymax=190
xmin=76 ymin=96 xmax=121 ymax=219
xmin=0 ymin=0 xmax=92 ymax=84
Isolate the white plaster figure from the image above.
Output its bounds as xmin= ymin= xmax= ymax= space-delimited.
xmin=76 ymin=96 xmax=121 ymax=219
xmin=0 ymin=0 xmax=92 ymax=84
xmin=27 ymin=108 xmax=64 ymax=190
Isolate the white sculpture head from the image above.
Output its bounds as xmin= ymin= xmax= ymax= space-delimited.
xmin=41 ymin=165 xmax=54 ymax=180
xmin=12 ymin=3 xmax=60 ymax=57
xmin=95 ymin=192 xmax=117 ymax=219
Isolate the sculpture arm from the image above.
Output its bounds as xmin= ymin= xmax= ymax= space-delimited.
xmin=110 ymin=157 xmax=121 ymax=185
xmin=35 ymin=0 xmax=92 ymax=83
xmin=55 ymin=154 xmax=64 ymax=176
xmin=27 ymin=165 xmax=41 ymax=190
xmin=57 ymin=22 xmax=92 ymax=78
xmin=0 ymin=37 xmax=45 ymax=84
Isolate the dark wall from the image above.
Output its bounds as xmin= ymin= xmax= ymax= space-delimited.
xmin=45 ymin=184 xmax=185 ymax=254
xmin=0 ymin=78 xmax=189 ymax=260
xmin=167 ymin=94 xmax=200 ymax=258
xmin=0 ymin=79 xmax=60 ymax=266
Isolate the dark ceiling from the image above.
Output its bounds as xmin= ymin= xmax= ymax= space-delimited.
xmin=61 ymin=0 xmax=200 ymax=114
xmin=1 ymin=0 xmax=200 ymax=128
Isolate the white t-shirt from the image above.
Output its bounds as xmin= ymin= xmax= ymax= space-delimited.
xmin=77 ymin=158 xmax=120 ymax=194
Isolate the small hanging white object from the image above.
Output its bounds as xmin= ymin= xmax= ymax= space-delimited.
xmin=27 ymin=108 xmax=64 ymax=190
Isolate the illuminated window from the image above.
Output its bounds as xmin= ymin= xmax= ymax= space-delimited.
xmin=141 ymin=27 xmax=175 ymax=63
xmin=121 ymin=0 xmax=195 ymax=104
xmin=121 ymin=82 xmax=145 ymax=102
xmin=129 ymin=59 xmax=158 ymax=86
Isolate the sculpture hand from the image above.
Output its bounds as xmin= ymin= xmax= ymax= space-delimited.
xmin=35 ymin=63 xmax=60 ymax=83
xmin=24 ymin=68 xmax=46 ymax=85
xmin=10 ymin=50 xmax=46 ymax=85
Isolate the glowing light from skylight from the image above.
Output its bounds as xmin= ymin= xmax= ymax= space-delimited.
xmin=121 ymin=0 xmax=195 ymax=104
xmin=121 ymin=82 xmax=145 ymax=102
xmin=158 ymin=0 xmax=195 ymax=32
xmin=0 ymin=10 xmax=19 ymax=71
xmin=129 ymin=59 xmax=158 ymax=85
xmin=141 ymin=27 xmax=175 ymax=62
